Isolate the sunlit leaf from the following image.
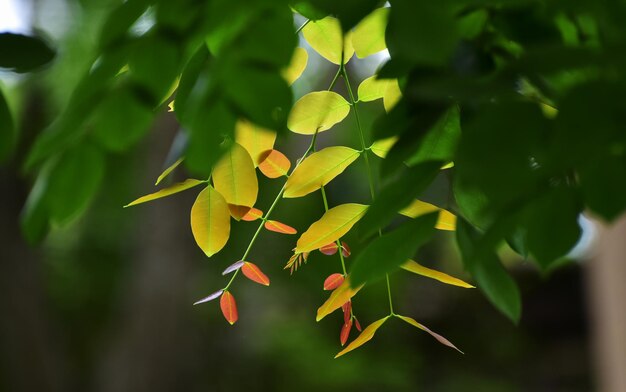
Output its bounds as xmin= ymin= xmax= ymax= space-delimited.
xmin=335 ymin=316 xmax=389 ymax=358
xmin=234 ymin=119 xmax=276 ymax=167
xmin=222 ymin=260 xmax=244 ymax=275
xmin=241 ymin=262 xmax=270 ymax=286
xmin=284 ymin=147 xmax=360 ymax=198
xmin=125 ymin=179 xmax=204 ymax=207
xmin=323 ymin=273 xmax=345 ymax=290
xmin=351 ymin=7 xmax=389 ymax=58
xmin=340 ymin=319 xmax=353 ymax=346
xmin=241 ymin=207 xmax=263 ymax=222
xmin=296 ymin=203 xmax=368 ymax=253
xmin=399 ymin=199 xmax=457 ymax=231
xmin=370 ymin=136 xmax=397 ymax=158
xmin=155 ymin=157 xmax=184 ymax=185
xmin=287 ymin=91 xmax=350 ymax=135
xmin=264 ymin=220 xmax=297 ymax=234
xmin=383 ymin=79 xmax=402 ymax=112
xmin=357 ymin=76 xmax=401 ymax=113
xmin=190 ymin=186 xmax=231 ymax=257
xmin=401 ymin=260 xmax=474 ymax=288
xmin=302 ymin=16 xmax=354 ymax=64
xmin=396 ymin=315 xmax=463 ymax=353
xmin=258 ymin=149 xmax=291 ymax=178
xmin=317 ymin=278 xmax=363 ymax=321
xmin=281 ymin=47 xmax=308 ymax=85
xmin=212 ymin=143 xmax=258 ymax=220
xmin=193 ymin=289 xmax=223 ymax=305
xmin=220 ymin=291 xmax=238 ymax=325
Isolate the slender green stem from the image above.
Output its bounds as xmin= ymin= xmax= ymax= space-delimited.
xmin=295 ymin=19 xmax=310 ymax=35
xmin=328 ymin=67 xmax=342 ymax=92
xmin=386 ymin=275 xmax=395 ymax=315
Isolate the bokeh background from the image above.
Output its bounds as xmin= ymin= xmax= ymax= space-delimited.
xmin=1 ymin=1 xmax=624 ymax=391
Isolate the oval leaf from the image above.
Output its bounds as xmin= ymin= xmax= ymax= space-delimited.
xmin=351 ymin=8 xmax=389 ymax=58
xmin=220 ymin=291 xmax=238 ymax=325
xmin=341 ymin=241 xmax=351 ymax=258
xmin=281 ymin=47 xmax=308 ymax=85
xmin=287 ymin=91 xmax=350 ymax=135
xmin=401 ymin=260 xmax=474 ymax=288
xmin=284 ymin=147 xmax=360 ymax=198
xmin=399 ymin=199 xmax=457 ymax=231
xmin=397 ymin=315 xmax=463 ymax=353
xmin=265 ymin=220 xmax=297 ymax=234
xmin=190 ymin=186 xmax=231 ymax=257
xmin=241 ymin=262 xmax=270 ymax=286
xmin=323 ymin=273 xmax=345 ymax=290
xmin=320 ymin=243 xmax=339 ymax=255
xmin=235 ymin=120 xmax=276 ymax=167
xmin=302 ymin=16 xmax=354 ymax=64
xmin=125 ymin=178 xmax=204 ymax=207
xmin=335 ymin=316 xmax=389 ymax=358
xmin=258 ymin=149 xmax=291 ymax=178
xmin=358 ymin=75 xmax=394 ymax=102
xmin=296 ymin=203 xmax=368 ymax=253
xmin=316 ymin=278 xmax=363 ymax=322
xmin=193 ymin=289 xmax=223 ymax=305
xmin=212 ymin=142 xmax=258 ymax=220
xmin=241 ymin=207 xmax=263 ymax=221
xmin=155 ymin=157 xmax=184 ymax=185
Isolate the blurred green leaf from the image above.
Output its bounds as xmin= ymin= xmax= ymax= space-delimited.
xmin=309 ymin=0 xmax=379 ymax=30
xmin=129 ymin=36 xmax=181 ymax=104
xmin=405 ymin=105 xmax=460 ymax=166
xmin=0 ymin=89 xmax=14 ymax=163
xmin=0 ymin=33 xmax=55 ymax=73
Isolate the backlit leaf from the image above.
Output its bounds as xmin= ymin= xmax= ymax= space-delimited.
xmin=399 ymin=199 xmax=457 ymax=231
xmin=212 ymin=143 xmax=258 ymax=220
xmin=284 ymin=147 xmax=360 ymax=198
xmin=155 ymin=157 xmax=184 ymax=186
xmin=335 ymin=316 xmax=389 ymax=358
xmin=241 ymin=207 xmax=263 ymax=222
xmin=125 ymin=179 xmax=204 ymax=207
xmin=370 ymin=136 xmax=397 ymax=158
xmin=193 ymin=290 xmax=223 ymax=305
xmin=323 ymin=273 xmax=345 ymax=290
xmin=351 ymin=7 xmax=389 ymax=58
xmin=296 ymin=203 xmax=368 ymax=253
xmin=287 ymin=91 xmax=350 ymax=135
xmin=258 ymin=149 xmax=291 ymax=178
xmin=401 ymin=260 xmax=474 ymax=288
xmin=264 ymin=220 xmax=297 ymax=234
xmin=302 ymin=16 xmax=354 ymax=64
xmin=281 ymin=47 xmax=308 ymax=85
xmin=317 ymin=278 xmax=363 ymax=321
xmin=190 ymin=186 xmax=231 ymax=257
xmin=357 ymin=76 xmax=401 ymax=113
xmin=235 ymin=120 xmax=276 ymax=167
xmin=383 ymin=79 xmax=402 ymax=112
xmin=220 ymin=291 xmax=238 ymax=325
xmin=241 ymin=262 xmax=270 ymax=286
xmin=397 ymin=315 xmax=463 ymax=353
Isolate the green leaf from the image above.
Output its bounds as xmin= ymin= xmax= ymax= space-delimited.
xmin=287 ymin=91 xmax=350 ymax=135
xmin=125 ymin=179 xmax=204 ymax=207
xmin=405 ymin=105 xmax=460 ymax=166
xmin=350 ymin=212 xmax=438 ymax=286
xmin=579 ymin=152 xmax=626 ymax=221
xmin=307 ymin=0 xmax=379 ymax=30
xmin=0 ymin=33 xmax=55 ymax=73
xmin=302 ymin=16 xmax=354 ymax=65
xmin=351 ymin=7 xmax=389 ymax=58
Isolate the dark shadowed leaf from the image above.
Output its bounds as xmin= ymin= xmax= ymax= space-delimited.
xmin=0 ymin=33 xmax=55 ymax=73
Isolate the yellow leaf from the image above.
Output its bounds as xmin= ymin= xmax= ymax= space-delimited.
xmin=212 ymin=143 xmax=259 ymax=220
xmin=399 ymin=199 xmax=457 ymax=231
xmin=281 ymin=47 xmax=308 ymax=85
xmin=316 ymin=278 xmax=363 ymax=322
xmin=401 ymin=260 xmax=474 ymax=288
xmin=397 ymin=315 xmax=463 ymax=353
xmin=357 ymin=76 xmax=401 ymax=113
xmin=287 ymin=91 xmax=350 ymax=135
xmin=190 ymin=186 xmax=231 ymax=257
xmin=296 ymin=203 xmax=368 ymax=253
xmin=302 ymin=16 xmax=354 ymax=65
xmin=370 ymin=136 xmax=397 ymax=158
xmin=155 ymin=157 xmax=184 ymax=185
xmin=383 ymin=79 xmax=402 ymax=112
xmin=351 ymin=7 xmax=389 ymax=58
xmin=335 ymin=316 xmax=389 ymax=358
xmin=124 ymin=178 xmax=204 ymax=207
xmin=234 ymin=120 xmax=276 ymax=167
xmin=284 ymin=147 xmax=360 ymax=198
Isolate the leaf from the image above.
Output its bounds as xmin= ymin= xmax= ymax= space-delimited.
xmin=335 ymin=316 xmax=389 ymax=358
xmin=370 ymin=137 xmax=397 ymax=158
xmin=341 ymin=242 xmax=351 ymax=257
xmin=0 ymin=33 xmax=55 ymax=72
xmin=401 ymin=260 xmax=474 ymax=288
xmin=241 ymin=207 xmax=263 ymax=222
xmin=287 ymin=91 xmax=350 ymax=135
xmin=222 ymin=261 xmax=245 ymax=275
xmin=340 ymin=319 xmax=353 ymax=346
xmin=193 ymin=290 xmax=224 ymax=305
xmin=212 ymin=143 xmax=259 ymax=220
xmin=316 ymin=278 xmax=363 ymax=321
xmin=396 ymin=315 xmax=463 ymax=353
xmin=155 ymin=157 xmax=184 ymax=185
xmin=405 ymin=105 xmax=461 ymax=166
xmin=284 ymin=147 xmax=360 ymax=198
xmin=241 ymin=262 xmax=270 ymax=286
xmin=399 ymin=199 xmax=457 ymax=231
xmin=383 ymin=80 xmax=402 ymax=112
xmin=342 ymin=301 xmax=351 ymax=324
xmin=351 ymin=7 xmax=389 ymax=58
xmin=302 ymin=16 xmax=354 ymax=64
xmin=190 ymin=186 xmax=231 ymax=257
xmin=258 ymin=149 xmax=291 ymax=178
xmin=125 ymin=179 xmax=204 ymax=207
xmin=296 ymin=203 xmax=368 ymax=253
xmin=323 ymin=273 xmax=345 ymax=290
xmin=220 ymin=291 xmax=238 ymax=325
xmin=234 ymin=119 xmax=276 ymax=167
xmin=281 ymin=47 xmax=308 ymax=85
xmin=264 ymin=220 xmax=297 ymax=234
xmin=320 ymin=243 xmax=339 ymax=256
xmin=351 ymin=212 xmax=438 ymax=286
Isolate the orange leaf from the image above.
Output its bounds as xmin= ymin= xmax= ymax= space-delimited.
xmin=397 ymin=315 xmax=463 ymax=354
xmin=220 ymin=291 xmax=238 ymax=325
xmin=323 ymin=273 xmax=345 ymax=290
xmin=341 ymin=241 xmax=351 ymax=257
xmin=241 ymin=262 xmax=270 ymax=286
xmin=354 ymin=317 xmax=362 ymax=332
xmin=335 ymin=316 xmax=389 ymax=358
xmin=340 ymin=320 xmax=353 ymax=346
xmin=342 ymin=301 xmax=351 ymax=324
xmin=242 ymin=207 xmax=264 ymax=221
xmin=258 ymin=149 xmax=291 ymax=179
xmin=228 ymin=205 xmax=252 ymax=220
xmin=264 ymin=220 xmax=297 ymax=234
xmin=320 ymin=243 xmax=339 ymax=255
xmin=316 ymin=278 xmax=363 ymax=321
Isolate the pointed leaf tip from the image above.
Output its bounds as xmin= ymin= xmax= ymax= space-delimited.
xmin=401 ymin=260 xmax=475 ymax=288
xmin=193 ymin=289 xmax=223 ymax=305
xmin=125 ymin=178 xmax=204 ymax=207
xmin=335 ymin=316 xmax=389 ymax=358
xmin=265 ymin=220 xmax=297 ymax=234
xmin=397 ymin=315 xmax=463 ymax=354
xmin=220 ymin=291 xmax=238 ymax=325
xmin=242 ymin=262 xmax=270 ymax=286
xmin=340 ymin=320 xmax=353 ymax=346
xmin=241 ymin=207 xmax=263 ymax=221
xmin=316 ymin=278 xmax=362 ymax=321
xmin=222 ymin=260 xmax=245 ymax=275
